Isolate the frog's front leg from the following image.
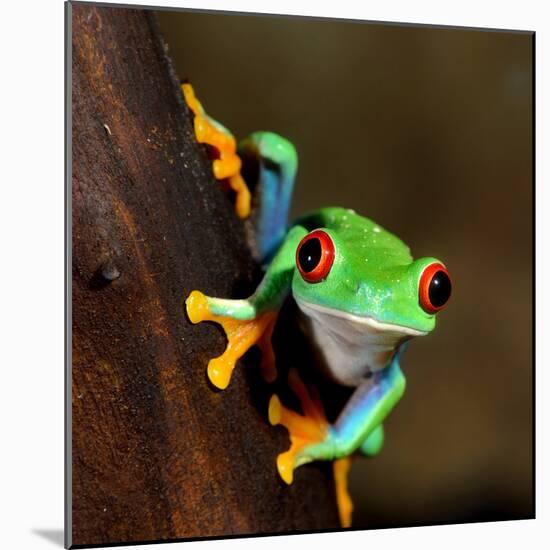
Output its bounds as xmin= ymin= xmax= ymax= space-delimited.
xmin=330 ymin=426 xmax=384 ymax=528
xmin=359 ymin=424 xmax=384 ymax=457
xmin=294 ymin=358 xmax=405 ymax=463
xmin=269 ymin=349 xmax=406 ymax=526
xmin=186 ymin=292 xmax=279 ymax=389
xmin=185 ymin=225 xmax=307 ymax=389
xmin=270 ymin=353 xmax=405 ymax=471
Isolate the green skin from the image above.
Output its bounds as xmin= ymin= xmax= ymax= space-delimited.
xmin=203 ymin=204 xmax=446 ymax=467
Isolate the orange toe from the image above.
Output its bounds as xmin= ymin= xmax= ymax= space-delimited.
xmin=182 ymin=83 xmax=251 ymax=219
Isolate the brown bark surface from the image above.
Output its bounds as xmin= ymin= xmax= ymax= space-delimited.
xmin=70 ymin=3 xmax=340 ymax=547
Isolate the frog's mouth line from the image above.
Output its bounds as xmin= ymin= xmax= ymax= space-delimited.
xmin=294 ymin=298 xmax=428 ymax=338
xmin=294 ymin=297 xmax=427 ymax=386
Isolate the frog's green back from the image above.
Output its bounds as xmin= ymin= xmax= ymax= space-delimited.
xmin=292 ymin=207 xmax=413 ymax=266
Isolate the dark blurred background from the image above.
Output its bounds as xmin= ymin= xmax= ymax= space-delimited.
xmin=156 ymin=9 xmax=533 ymax=529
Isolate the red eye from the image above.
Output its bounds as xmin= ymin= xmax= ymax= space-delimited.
xmin=296 ymin=230 xmax=335 ymax=283
xmin=419 ymin=263 xmax=452 ymax=313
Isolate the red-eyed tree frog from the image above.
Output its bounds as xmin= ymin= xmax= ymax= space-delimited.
xmin=182 ymin=84 xmax=452 ymax=527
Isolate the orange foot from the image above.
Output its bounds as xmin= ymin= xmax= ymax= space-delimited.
xmin=268 ymin=369 xmax=354 ymax=528
xmin=333 ymin=456 xmax=353 ymax=528
xmin=186 ymin=290 xmax=277 ymax=390
xmin=182 ymin=83 xmax=251 ymax=219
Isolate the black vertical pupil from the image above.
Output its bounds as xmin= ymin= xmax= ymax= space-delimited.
xmin=298 ymin=238 xmax=322 ymax=273
xmin=428 ymin=270 xmax=452 ymax=307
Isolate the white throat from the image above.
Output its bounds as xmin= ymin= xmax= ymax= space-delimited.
xmin=295 ymin=298 xmax=427 ymax=387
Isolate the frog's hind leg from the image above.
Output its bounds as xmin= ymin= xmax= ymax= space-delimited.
xmin=182 ymin=83 xmax=251 ymax=219
xmin=239 ymin=132 xmax=298 ymax=263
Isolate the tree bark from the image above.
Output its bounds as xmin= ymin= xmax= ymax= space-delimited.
xmin=69 ymin=3 xmax=340 ymax=547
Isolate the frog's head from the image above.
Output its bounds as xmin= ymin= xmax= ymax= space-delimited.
xmin=291 ymin=224 xmax=451 ymax=379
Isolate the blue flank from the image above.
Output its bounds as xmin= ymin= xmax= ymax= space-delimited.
xmin=256 ymin=164 xmax=295 ymax=263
